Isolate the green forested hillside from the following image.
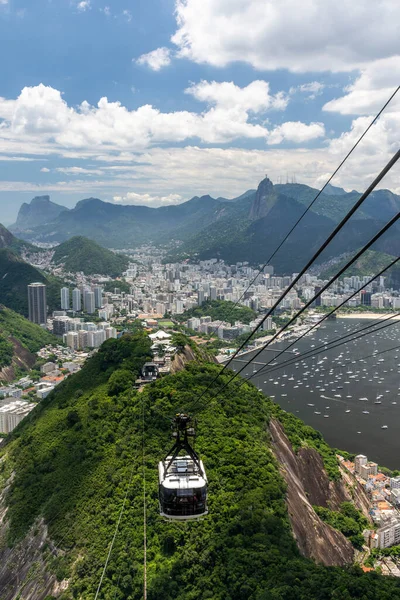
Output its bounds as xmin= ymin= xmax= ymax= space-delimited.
xmin=1 ymin=335 xmax=400 ymax=598
xmin=176 ymin=299 xmax=256 ymax=325
xmin=0 ymin=305 xmax=56 ymax=369
xmin=319 ymin=249 xmax=397 ymax=279
xmin=0 ymin=248 xmax=62 ymax=317
xmin=51 ymin=236 xmax=129 ymax=276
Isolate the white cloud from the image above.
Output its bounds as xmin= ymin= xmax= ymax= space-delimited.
xmin=267 ymin=121 xmax=325 ymax=145
xmin=101 ymin=6 xmax=111 ymax=16
xmin=171 ymin=0 xmax=400 ymax=72
xmin=136 ymin=47 xmax=171 ymax=71
xmin=0 ymin=82 xmax=314 ymax=150
xmin=55 ymin=166 xmax=104 ymax=175
xmin=40 ymin=167 xmax=50 ymax=172
xmin=122 ymin=9 xmax=132 ymax=22
xmin=186 ymin=80 xmax=288 ymax=112
xmin=2 ymin=142 xmax=399 ymax=199
xmin=113 ymin=192 xmax=183 ymax=206
xmin=77 ymin=1 xmax=91 ymax=12
xmin=0 ymin=0 xmax=9 ymax=4
xmin=290 ymin=82 xmax=326 ymax=99
xmin=323 ymin=57 xmax=400 ymax=115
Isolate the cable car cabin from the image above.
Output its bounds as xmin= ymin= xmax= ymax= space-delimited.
xmin=158 ymin=413 xmax=208 ymax=520
xmin=158 ymin=455 xmax=208 ymax=520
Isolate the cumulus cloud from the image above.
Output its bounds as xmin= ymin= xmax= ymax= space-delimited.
xmin=40 ymin=167 xmax=50 ymax=172
xmin=76 ymin=1 xmax=91 ymax=12
xmin=0 ymin=0 xmax=9 ymax=4
xmin=136 ymin=47 xmax=171 ymax=71
xmin=113 ymin=192 xmax=183 ymax=206
xmin=0 ymin=82 xmax=323 ymax=150
xmin=186 ymin=80 xmax=288 ymax=112
xmin=267 ymin=121 xmax=325 ymax=145
xmin=323 ymin=57 xmax=400 ymax=115
xmin=171 ymin=0 xmax=400 ymax=72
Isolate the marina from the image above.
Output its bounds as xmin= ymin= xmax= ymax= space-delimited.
xmin=230 ymin=318 xmax=400 ymax=469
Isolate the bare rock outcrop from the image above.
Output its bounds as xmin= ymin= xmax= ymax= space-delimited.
xmin=269 ymin=418 xmax=354 ymax=566
xmin=0 ymin=466 xmax=67 ymax=600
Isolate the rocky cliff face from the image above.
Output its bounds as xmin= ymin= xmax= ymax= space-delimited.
xmin=0 ymin=337 xmax=37 ymax=383
xmin=269 ymin=418 xmax=357 ymax=566
xmin=0 ymin=470 xmax=66 ymax=600
xmin=12 ymin=196 xmax=68 ymax=231
xmin=170 ymin=344 xmax=218 ymax=373
xmin=248 ymin=176 xmax=277 ymax=220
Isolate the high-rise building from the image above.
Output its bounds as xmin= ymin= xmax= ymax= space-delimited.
xmin=27 ymin=283 xmax=47 ymax=325
xmin=78 ymin=330 xmax=88 ymax=349
xmin=94 ymin=286 xmax=103 ymax=308
xmin=60 ymin=287 xmax=70 ymax=310
xmin=209 ymin=286 xmax=217 ymax=300
xmin=66 ymin=331 xmax=79 ymax=350
xmin=84 ymin=291 xmax=95 ymax=314
xmin=197 ymin=289 xmax=205 ymax=305
xmin=360 ymin=291 xmax=372 ymax=306
xmin=72 ymin=288 xmax=82 ymax=312
xmin=53 ymin=316 xmax=70 ymax=336
xmin=314 ymin=286 xmax=322 ymax=307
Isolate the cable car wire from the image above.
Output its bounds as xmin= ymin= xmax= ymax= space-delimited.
xmin=216 ymin=215 xmax=400 ymax=396
xmin=94 ymin=461 xmax=136 ymax=600
xmin=200 ymin=85 xmax=400 ymax=341
xmin=191 ymin=149 xmax=400 ymax=406
xmin=235 ymin=256 xmax=399 ymax=378
xmin=243 ymin=312 xmax=400 ymax=381
xmin=243 ymin=310 xmax=400 ymax=378
xmin=142 ymin=395 xmax=148 ymax=600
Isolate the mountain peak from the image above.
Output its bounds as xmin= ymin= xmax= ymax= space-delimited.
xmin=249 ymin=176 xmax=276 ymax=220
xmin=12 ymin=195 xmax=69 ymax=231
xmin=30 ymin=195 xmax=51 ymax=205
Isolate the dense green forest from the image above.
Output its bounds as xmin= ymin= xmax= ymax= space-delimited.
xmin=313 ymin=503 xmax=369 ymax=550
xmin=177 ymin=299 xmax=256 ymax=325
xmin=0 ymin=306 xmax=56 ymax=369
xmin=2 ymin=334 xmax=400 ymax=598
xmin=51 ymin=236 xmax=129 ymax=276
xmin=0 ymin=248 xmax=63 ymax=317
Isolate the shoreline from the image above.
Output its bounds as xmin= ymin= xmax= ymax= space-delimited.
xmin=337 ymin=313 xmax=400 ymax=320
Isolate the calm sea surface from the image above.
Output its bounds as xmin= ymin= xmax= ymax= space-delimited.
xmin=230 ymin=318 xmax=400 ymax=469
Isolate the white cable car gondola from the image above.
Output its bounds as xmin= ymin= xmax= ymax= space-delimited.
xmin=158 ymin=413 xmax=208 ymax=520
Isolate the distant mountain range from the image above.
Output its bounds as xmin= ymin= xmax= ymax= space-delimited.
xmin=8 ymin=178 xmax=400 ymax=273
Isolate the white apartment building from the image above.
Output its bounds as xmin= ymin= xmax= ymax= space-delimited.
xmin=355 ymin=455 xmax=368 ymax=474
xmin=378 ymin=519 xmax=400 ymax=548
xmin=0 ymin=401 xmax=35 ymax=434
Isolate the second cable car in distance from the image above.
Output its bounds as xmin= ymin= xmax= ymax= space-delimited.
xmin=158 ymin=413 xmax=208 ymax=521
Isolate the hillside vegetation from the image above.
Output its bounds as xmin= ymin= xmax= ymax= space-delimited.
xmin=1 ymin=335 xmax=400 ymax=598
xmin=177 ymin=299 xmax=256 ymax=325
xmin=0 ymin=248 xmax=63 ymax=317
xmin=319 ymin=249 xmax=397 ymax=280
xmin=0 ymin=305 xmax=56 ymax=369
xmin=51 ymin=236 xmax=129 ymax=276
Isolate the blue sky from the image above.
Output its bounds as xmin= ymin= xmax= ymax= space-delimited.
xmin=0 ymin=0 xmax=399 ymax=224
